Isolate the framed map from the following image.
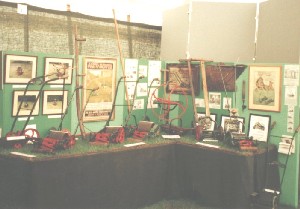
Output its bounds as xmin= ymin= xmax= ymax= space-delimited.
xmin=83 ymin=57 xmax=117 ymax=121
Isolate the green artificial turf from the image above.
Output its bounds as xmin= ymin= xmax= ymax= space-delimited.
xmin=0 ymin=131 xmax=269 ymax=160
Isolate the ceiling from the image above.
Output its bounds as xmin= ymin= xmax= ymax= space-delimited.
xmin=0 ymin=0 xmax=266 ymax=25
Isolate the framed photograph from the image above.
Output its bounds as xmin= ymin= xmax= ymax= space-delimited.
xmin=5 ymin=54 xmax=37 ymax=84
xmin=197 ymin=113 xmax=217 ymax=131
xmin=221 ymin=115 xmax=245 ymax=132
xmin=12 ymin=91 xmax=40 ymax=116
xmin=248 ymin=114 xmax=271 ymax=142
xmin=165 ymin=63 xmax=200 ymax=95
xmin=44 ymin=57 xmax=73 ymax=84
xmin=42 ymin=90 xmax=68 ymax=115
xmin=248 ymin=65 xmax=282 ymax=112
xmin=83 ymin=57 xmax=117 ymax=121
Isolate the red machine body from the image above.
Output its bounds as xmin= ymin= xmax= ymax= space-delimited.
xmin=33 ymin=130 xmax=75 ymax=153
xmin=2 ymin=128 xmax=40 ymax=149
xmin=92 ymin=126 xmax=125 ymax=144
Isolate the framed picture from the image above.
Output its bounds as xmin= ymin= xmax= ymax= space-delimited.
xmin=5 ymin=54 xmax=37 ymax=84
xmin=44 ymin=57 xmax=73 ymax=84
xmin=165 ymin=63 xmax=200 ymax=95
xmin=197 ymin=113 xmax=217 ymax=131
xmin=248 ymin=114 xmax=271 ymax=142
xmin=83 ymin=57 xmax=117 ymax=121
xmin=248 ymin=65 xmax=282 ymax=112
xmin=12 ymin=91 xmax=40 ymax=116
xmin=42 ymin=90 xmax=68 ymax=115
xmin=221 ymin=115 xmax=245 ymax=132
xmin=205 ymin=64 xmax=247 ymax=91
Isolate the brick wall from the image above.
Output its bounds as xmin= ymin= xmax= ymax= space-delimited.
xmin=0 ymin=2 xmax=162 ymax=59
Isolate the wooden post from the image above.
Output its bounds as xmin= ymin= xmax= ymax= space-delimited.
xmin=74 ymin=25 xmax=86 ymax=139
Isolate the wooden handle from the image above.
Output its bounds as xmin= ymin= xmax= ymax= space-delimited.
xmin=200 ymin=61 xmax=210 ymax=116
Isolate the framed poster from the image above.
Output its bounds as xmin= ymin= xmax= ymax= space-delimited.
xmin=5 ymin=54 xmax=37 ymax=84
xmin=12 ymin=91 xmax=40 ymax=116
xmin=165 ymin=63 xmax=200 ymax=95
xmin=42 ymin=90 xmax=68 ymax=115
xmin=44 ymin=57 xmax=73 ymax=84
xmin=248 ymin=65 xmax=282 ymax=112
xmin=83 ymin=57 xmax=117 ymax=121
xmin=197 ymin=113 xmax=217 ymax=131
xmin=221 ymin=115 xmax=245 ymax=132
xmin=248 ymin=114 xmax=271 ymax=142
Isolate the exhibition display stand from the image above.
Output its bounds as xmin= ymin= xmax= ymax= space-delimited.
xmin=0 ymin=142 xmax=278 ymax=209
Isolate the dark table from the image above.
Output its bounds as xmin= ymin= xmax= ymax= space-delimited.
xmin=0 ymin=141 xmax=278 ymax=209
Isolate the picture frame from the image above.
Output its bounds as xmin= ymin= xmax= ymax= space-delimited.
xmin=221 ymin=115 xmax=245 ymax=132
xmin=248 ymin=114 xmax=271 ymax=142
xmin=42 ymin=90 xmax=68 ymax=115
xmin=12 ymin=91 xmax=40 ymax=116
xmin=197 ymin=113 xmax=217 ymax=131
xmin=248 ymin=65 xmax=282 ymax=112
xmin=5 ymin=54 xmax=37 ymax=84
xmin=83 ymin=57 xmax=117 ymax=121
xmin=165 ymin=63 xmax=200 ymax=95
xmin=44 ymin=57 xmax=73 ymax=84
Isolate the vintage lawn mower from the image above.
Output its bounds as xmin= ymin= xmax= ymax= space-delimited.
xmin=1 ymin=74 xmax=64 ymax=149
xmin=90 ymin=76 xmax=145 ymax=144
xmin=32 ymin=86 xmax=83 ymax=153
xmin=33 ymin=86 xmax=98 ymax=153
xmin=132 ymin=120 xmax=160 ymax=139
xmin=90 ymin=76 xmax=126 ymax=145
xmin=149 ymin=79 xmax=190 ymax=137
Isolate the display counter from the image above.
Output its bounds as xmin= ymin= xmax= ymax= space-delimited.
xmin=0 ymin=140 xmax=279 ymax=209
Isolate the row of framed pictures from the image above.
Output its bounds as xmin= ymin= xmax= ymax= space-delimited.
xmin=5 ymin=54 xmax=73 ymax=84
xmin=197 ymin=113 xmax=271 ymax=142
xmin=12 ymin=90 xmax=68 ymax=116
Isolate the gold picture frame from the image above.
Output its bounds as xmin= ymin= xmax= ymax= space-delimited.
xmin=248 ymin=65 xmax=282 ymax=112
xmin=82 ymin=57 xmax=117 ymax=121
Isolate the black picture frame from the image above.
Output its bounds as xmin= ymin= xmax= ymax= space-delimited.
xmin=221 ymin=115 xmax=245 ymax=132
xmin=248 ymin=113 xmax=271 ymax=142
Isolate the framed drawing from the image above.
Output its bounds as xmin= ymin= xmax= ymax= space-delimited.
xmin=248 ymin=65 xmax=282 ymax=112
xmin=221 ymin=115 xmax=245 ymax=132
xmin=42 ymin=90 xmax=68 ymax=115
xmin=248 ymin=114 xmax=271 ymax=142
xmin=197 ymin=113 xmax=217 ymax=131
xmin=12 ymin=91 xmax=40 ymax=116
xmin=165 ymin=63 xmax=200 ymax=95
xmin=5 ymin=54 xmax=37 ymax=84
xmin=44 ymin=57 xmax=73 ymax=84
xmin=83 ymin=57 xmax=117 ymax=121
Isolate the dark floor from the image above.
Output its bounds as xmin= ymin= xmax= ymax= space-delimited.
xmin=139 ymin=198 xmax=299 ymax=209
